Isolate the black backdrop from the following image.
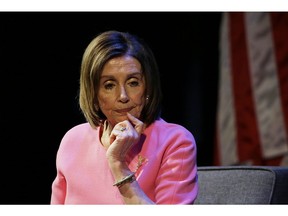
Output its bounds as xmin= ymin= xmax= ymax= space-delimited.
xmin=0 ymin=12 xmax=221 ymax=204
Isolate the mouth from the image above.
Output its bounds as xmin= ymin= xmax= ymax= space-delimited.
xmin=115 ymin=107 xmax=133 ymax=114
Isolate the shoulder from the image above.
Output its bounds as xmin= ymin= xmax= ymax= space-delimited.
xmin=144 ymin=118 xmax=197 ymax=158
xmin=65 ymin=122 xmax=93 ymax=134
xmin=146 ymin=118 xmax=196 ymax=144
xmin=59 ymin=122 xmax=98 ymax=149
xmin=149 ymin=118 xmax=193 ymax=136
xmin=62 ymin=122 xmax=93 ymax=139
xmin=55 ymin=122 xmax=100 ymax=170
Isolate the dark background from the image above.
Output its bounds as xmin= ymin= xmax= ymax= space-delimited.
xmin=0 ymin=12 xmax=222 ymax=204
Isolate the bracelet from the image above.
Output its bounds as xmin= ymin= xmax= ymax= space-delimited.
xmin=113 ymin=172 xmax=136 ymax=188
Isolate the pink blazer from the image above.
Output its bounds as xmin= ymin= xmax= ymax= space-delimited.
xmin=51 ymin=118 xmax=198 ymax=204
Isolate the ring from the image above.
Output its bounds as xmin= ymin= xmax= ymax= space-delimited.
xmin=120 ymin=127 xmax=126 ymax=132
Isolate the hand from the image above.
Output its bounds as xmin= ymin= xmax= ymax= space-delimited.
xmin=106 ymin=113 xmax=144 ymax=162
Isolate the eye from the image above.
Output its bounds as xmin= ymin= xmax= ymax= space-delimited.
xmin=104 ymin=83 xmax=115 ymax=90
xmin=128 ymin=80 xmax=140 ymax=87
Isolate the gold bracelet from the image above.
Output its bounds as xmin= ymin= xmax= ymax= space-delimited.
xmin=113 ymin=172 xmax=136 ymax=188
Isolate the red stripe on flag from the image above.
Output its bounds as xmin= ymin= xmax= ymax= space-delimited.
xmin=229 ymin=13 xmax=262 ymax=164
xmin=270 ymin=12 xmax=288 ymax=142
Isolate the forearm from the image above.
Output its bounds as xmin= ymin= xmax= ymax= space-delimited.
xmin=118 ymin=179 xmax=155 ymax=204
xmin=108 ymin=160 xmax=155 ymax=204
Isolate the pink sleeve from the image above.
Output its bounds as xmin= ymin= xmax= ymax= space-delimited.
xmin=50 ymin=131 xmax=70 ymax=204
xmin=50 ymin=170 xmax=66 ymax=204
xmin=154 ymin=127 xmax=198 ymax=204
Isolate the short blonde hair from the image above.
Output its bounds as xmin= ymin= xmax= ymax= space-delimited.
xmin=79 ymin=30 xmax=162 ymax=128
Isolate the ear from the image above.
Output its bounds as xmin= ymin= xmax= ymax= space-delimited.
xmin=94 ymin=103 xmax=99 ymax=111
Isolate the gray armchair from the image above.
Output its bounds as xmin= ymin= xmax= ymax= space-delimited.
xmin=194 ymin=166 xmax=288 ymax=204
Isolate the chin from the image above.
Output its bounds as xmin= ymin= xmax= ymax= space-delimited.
xmin=118 ymin=116 xmax=129 ymax=122
xmin=109 ymin=117 xmax=128 ymax=125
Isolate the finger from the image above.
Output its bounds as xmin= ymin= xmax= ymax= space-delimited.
xmin=109 ymin=124 xmax=128 ymax=144
xmin=109 ymin=131 xmax=117 ymax=145
xmin=127 ymin=112 xmax=144 ymax=134
xmin=120 ymin=127 xmax=127 ymax=132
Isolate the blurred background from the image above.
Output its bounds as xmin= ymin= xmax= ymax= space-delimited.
xmin=1 ymin=11 xmax=287 ymax=204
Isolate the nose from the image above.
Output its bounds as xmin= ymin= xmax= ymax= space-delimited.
xmin=119 ymin=86 xmax=129 ymax=103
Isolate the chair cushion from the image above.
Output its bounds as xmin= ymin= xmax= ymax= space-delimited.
xmin=194 ymin=166 xmax=288 ymax=204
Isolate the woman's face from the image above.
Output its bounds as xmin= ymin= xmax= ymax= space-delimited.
xmin=98 ymin=55 xmax=146 ymax=127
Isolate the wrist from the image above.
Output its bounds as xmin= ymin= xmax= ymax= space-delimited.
xmin=113 ymin=172 xmax=136 ymax=188
xmin=108 ymin=159 xmax=132 ymax=180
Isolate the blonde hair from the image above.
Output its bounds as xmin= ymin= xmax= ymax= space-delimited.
xmin=79 ymin=30 xmax=162 ymax=128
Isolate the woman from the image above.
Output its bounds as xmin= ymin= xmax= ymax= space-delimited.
xmin=50 ymin=30 xmax=198 ymax=204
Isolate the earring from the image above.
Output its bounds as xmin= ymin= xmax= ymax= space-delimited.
xmin=146 ymin=95 xmax=149 ymax=100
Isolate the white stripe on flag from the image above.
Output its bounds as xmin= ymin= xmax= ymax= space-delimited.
xmin=218 ymin=12 xmax=238 ymax=165
xmin=245 ymin=12 xmax=288 ymax=159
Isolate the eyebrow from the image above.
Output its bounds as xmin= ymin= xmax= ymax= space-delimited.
xmin=100 ymin=72 xmax=143 ymax=79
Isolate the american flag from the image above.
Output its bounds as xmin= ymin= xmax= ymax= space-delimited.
xmin=215 ymin=12 xmax=288 ymax=166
